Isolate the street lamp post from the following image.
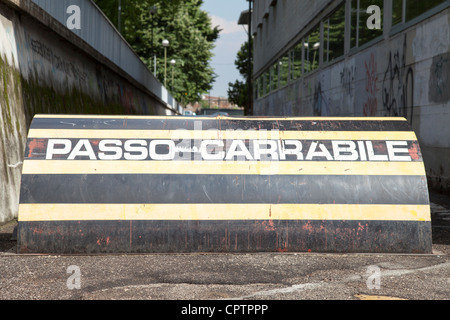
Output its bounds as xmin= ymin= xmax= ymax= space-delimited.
xmin=170 ymin=59 xmax=176 ymax=92
xmin=118 ymin=0 xmax=121 ymax=33
xmin=238 ymin=0 xmax=253 ymax=115
xmin=162 ymin=39 xmax=169 ymax=87
xmin=150 ymin=6 xmax=157 ymax=75
xmin=248 ymin=0 xmax=253 ymax=116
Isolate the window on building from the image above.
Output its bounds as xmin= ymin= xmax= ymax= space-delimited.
xmin=279 ymin=54 xmax=290 ymax=87
xmin=290 ymin=42 xmax=302 ymax=80
xmin=323 ymin=3 xmax=345 ymax=63
xmin=271 ymin=62 xmax=279 ymax=91
xmin=393 ymin=0 xmax=446 ymax=25
xmin=406 ymin=0 xmax=446 ymax=21
xmin=351 ymin=0 xmax=383 ymax=48
xmin=304 ymin=25 xmax=321 ymax=73
xmin=392 ymin=0 xmax=403 ymax=26
xmin=255 ymin=76 xmax=262 ymax=99
xmin=264 ymin=70 xmax=270 ymax=95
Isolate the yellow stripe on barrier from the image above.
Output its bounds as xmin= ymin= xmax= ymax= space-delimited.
xmin=18 ymin=203 xmax=431 ymax=222
xmin=27 ymin=129 xmax=418 ymax=141
xmin=22 ymin=160 xmax=427 ymax=176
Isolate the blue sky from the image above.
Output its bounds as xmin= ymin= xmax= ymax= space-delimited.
xmin=201 ymin=0 xmax=249 ymax=98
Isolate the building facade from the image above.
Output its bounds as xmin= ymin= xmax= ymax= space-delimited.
xmin=252 ymin=0 xmax=450 ymax=193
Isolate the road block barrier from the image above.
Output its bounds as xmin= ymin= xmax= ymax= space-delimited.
xmin=17 ymin=115 xmax=432 ymax=254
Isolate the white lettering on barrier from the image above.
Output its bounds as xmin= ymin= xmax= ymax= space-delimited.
xmin=46 ymin=139 xmax=72 ymax=159
xmin=124 ymin=140 xmax=148 ymax=160
xmin=98 ymin=140 xmax=123 ymax=160
xmin=43 ymin=138 xmax=413 ymax=162
xmin=68 ymin=139 xmax=96 ymax=160
xmin=225 ymin=140 xmax=253 ymax=160
xmin=386 ymin=141 xmax=412 ymax=161
xmin=278 ymin=140 xmax=303 ymax=160
xmin=332 ymin=141 xmax=359 ymax=161
xmin=149 ymin=140 xmax=175 ymax=160
xmin=306 ymin=142 xmax=334 ymax=161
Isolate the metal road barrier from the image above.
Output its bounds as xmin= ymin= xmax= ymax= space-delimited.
xmin=17 ymin=115 xmax=432 ymax=254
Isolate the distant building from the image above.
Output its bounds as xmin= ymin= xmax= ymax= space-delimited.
xmin=251 ymin=0 xmax=450 ymax=192
xmin=201 ymin=95 xmax=243 ymax=109
xmin=185 ymin=95 xmax=244 ymax=114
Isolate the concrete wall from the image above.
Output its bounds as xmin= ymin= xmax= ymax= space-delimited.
xmin=30 ymin=0 xmax=180 ymax=111
xmin=0 ymin=0 xmax=180 ymax=223
xmin=253 ymin=1 xmax=450 ymax=194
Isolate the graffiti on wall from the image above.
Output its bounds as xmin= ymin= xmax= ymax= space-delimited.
xmin=22 ymin=28 xmax=146 ymax=115
xmin=25 ymin=31 xmax=88 ymax=83
xmin=332 ymin=59 xmax=356 ymax=116
xmin=363 ymin=53 xmax=379 ymax=117
xmin=381 ymin=35 xmax=414 ymax=123
xmin=429 ymin=52 xmax=450 ymax=103
xmin=313 ymin=74 xmax=330 ymax=116
xmin=340 ymin=65 xmax=355 ymax=98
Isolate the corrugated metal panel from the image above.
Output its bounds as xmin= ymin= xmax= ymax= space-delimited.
xmin=31 ymin=0 xmax=178 ymax=110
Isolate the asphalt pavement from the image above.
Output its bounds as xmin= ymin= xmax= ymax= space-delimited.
xmin=0 ymin=191 xmax=449 ymax=304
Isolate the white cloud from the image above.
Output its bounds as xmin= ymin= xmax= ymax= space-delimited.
xmin=210 ymin=15 xmax=244 ymax=35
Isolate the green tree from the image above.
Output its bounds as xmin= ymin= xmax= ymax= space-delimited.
xmin=93 ymin=0 xmax=220 ymax=104
xmin=227 ymin=79 xmax=247 ymax=108
xmin=227 ymin=39 xmax=253 ymax=110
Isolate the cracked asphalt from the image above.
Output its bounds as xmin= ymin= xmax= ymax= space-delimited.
xmin=0 ymin=191 xmax=449 ymax=302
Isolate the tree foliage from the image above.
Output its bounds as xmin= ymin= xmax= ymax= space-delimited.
xmin=227 ymin=79 xmax=247 ymax=108
xmin=93 ymin=0 xmax=221 ymax=104
xmin=227 ymin=39 xmax=252 ymax=109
